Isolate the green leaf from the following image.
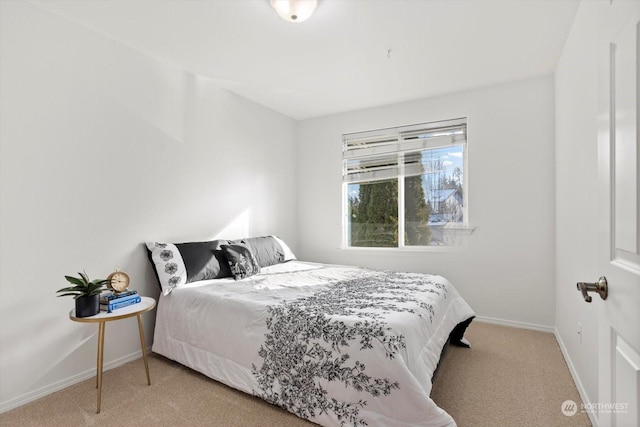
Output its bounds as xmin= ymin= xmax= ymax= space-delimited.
xmin=64 ymin=276 xmax=85 ymax=286
xmin=56 ymin=285 xmax=83 ymax=293
xmin=78 ymin=271 xmax=90 ymax=285
xmin=56 ymin=292 xmax=80 ymax=298
xmin=87 ymin=288 xmax=104 ymax=297
xmin=86 ymin=282 xmax=104 ymax=293
xmin=59 ymin=271 xmax=109 ymax=298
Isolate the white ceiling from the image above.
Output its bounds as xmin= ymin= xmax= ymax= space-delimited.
xmin=33 ymin=0 xmax=580 ymax=120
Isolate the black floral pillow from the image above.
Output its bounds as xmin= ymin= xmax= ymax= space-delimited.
xmin=221 ymin=244 xmax=260 ymax=280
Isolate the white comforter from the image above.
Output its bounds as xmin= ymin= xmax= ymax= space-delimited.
xmin=152 ymin=261 xmax=475 ymax=427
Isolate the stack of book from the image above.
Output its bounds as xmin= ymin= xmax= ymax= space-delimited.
xmin=100 ymin=290 xmax=141 ymax=313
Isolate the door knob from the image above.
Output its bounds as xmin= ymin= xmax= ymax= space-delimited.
xmin=576 ymin=276 xmax=608 ymax=303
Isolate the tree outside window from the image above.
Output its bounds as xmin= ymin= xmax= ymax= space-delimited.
xmin=344 ymin=119 xmax=467 ymax=248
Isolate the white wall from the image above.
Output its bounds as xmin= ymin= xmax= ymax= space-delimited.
xmin=297 ymin=76 xmax=556 ymax=329
xmin=0 ymin=2 xmax=297 ymax=411
xmin=1 ymin=0 xmax=595 ymax=415
xmin=554 ymin=0 xmax=602 ymax=408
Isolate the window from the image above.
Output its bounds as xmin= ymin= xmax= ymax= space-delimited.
xmin=343 ymin=118 xmax=467 ymax=248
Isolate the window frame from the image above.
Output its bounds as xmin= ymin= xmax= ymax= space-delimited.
xmin=341 ymin=118 xmax=471 ymax=250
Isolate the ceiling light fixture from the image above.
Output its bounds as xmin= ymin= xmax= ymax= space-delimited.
xmin=270 ymin=0 xmax=318 ymax=23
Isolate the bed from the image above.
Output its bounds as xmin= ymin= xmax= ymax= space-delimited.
xmin=147 ymin=236 xmax=475 ymax=427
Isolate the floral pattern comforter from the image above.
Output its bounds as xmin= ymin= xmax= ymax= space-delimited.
xmin=153 ymin=261 xmax=475 ymax=427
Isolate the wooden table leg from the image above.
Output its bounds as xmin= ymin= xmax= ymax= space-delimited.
xmin=96 ymin=321 xmax=105 ymax=414
xmin=136 ymin=314 xmax=151 ymax=386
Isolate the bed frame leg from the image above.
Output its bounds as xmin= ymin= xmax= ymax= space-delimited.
xmin=455 ymin=337 xmax=471 ymax=348
xmin=449 ymin=316 xmax=474 ymax=348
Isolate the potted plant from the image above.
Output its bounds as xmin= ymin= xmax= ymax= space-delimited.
xmin=56 ymin=271 xmax=111 ymax=318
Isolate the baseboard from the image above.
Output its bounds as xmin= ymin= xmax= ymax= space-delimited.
xmin=0 ymin=346 xmax=151 ymax=414
xmin=474 ymin=315 xmax=555 ymax=333
xmin=554 ymin=329 xmax=599 ymax=427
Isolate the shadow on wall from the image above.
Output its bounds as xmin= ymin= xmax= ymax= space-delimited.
xmin=32 ymin=208 xmax=254 ymax=399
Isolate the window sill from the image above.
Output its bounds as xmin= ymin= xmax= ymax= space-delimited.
xmin=440 ymin=225 xmax=475 ymax=235
xmin=340 ymin=246 xmax=457 ymax=253
xmin=341 ymin=226 xmax=475 ymax=251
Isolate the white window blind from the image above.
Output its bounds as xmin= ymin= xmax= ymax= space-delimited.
xmin=343 ymin=118 xmax=467 ymax=184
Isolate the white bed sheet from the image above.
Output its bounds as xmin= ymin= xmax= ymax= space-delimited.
xmin=152 ymin=261 xmax=475 ymax=427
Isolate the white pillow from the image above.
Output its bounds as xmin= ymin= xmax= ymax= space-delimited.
xmin=145 ymin=242 xmax=188 ymax=295
xmin=272 ymin=235 xmax=297 ymax=262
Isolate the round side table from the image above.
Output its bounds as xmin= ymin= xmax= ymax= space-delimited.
xmin=70 ymin=296 xmax=156 ymax=414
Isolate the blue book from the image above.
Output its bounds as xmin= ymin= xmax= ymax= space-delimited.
xmin=100 ymin=290 xmax=137 ymax=303
xmin=101 ymin=296 xmax=141 ymax=313
xmin=100 ymin=292 xmax=139 ymax=305
xmin=100 ymin=295 xmax=141 ymax=313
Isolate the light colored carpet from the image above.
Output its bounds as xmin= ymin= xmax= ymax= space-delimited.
xmin=0 ymin=322 xmax=591 ymax=427
xmin=431 ymin=322 xmax=591 ymax=427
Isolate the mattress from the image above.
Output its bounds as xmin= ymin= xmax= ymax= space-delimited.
xmin=152 ymin=261 xmax=475 ymax=427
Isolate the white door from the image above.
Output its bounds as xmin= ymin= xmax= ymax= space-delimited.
xmin=597 ymin=2 xmax=640 ymax=427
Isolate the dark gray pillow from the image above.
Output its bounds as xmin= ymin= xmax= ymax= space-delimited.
xmin=221 ymin=244 xmax=260 ymax=280
xmin=232 ymin=236 xmax=285 ymax=268
xmin=176 ymin=240 xmax=233 ymax=281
